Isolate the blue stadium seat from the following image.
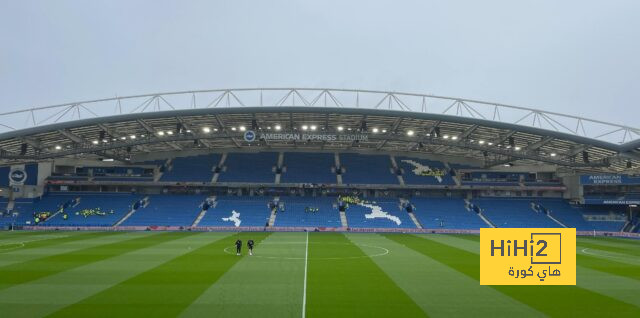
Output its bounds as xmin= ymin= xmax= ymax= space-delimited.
xmin=274 ymin=197 xmax=341 ymax=227
xmin=41 ymin=194 xmax=139 ymax=227
xmin=472 ymin=198 xmax=559 ymax=228
xmin=281 ymin=152 xmax=336 ymax=184
xmin=198 ymin=196 xmax=271 ymax=227
xmin=345 ymin=200 xmax=415 ymax=228
xmin=218 ymin=152 xmax=278 ymax=183
xmin=396 ymin=156 xmax=455 ymax=185
xmin=411 ymin=197 xmax=488 ymax=229
xmin=538 ymin=199 xmax=625 ymax=231
xmin=340 ymin=153 xmax=398 ymax=185
xmin=122 ymin=194 xmax=205 ymax=226
xmin=161 ymin=154 xmax=220 ymax=182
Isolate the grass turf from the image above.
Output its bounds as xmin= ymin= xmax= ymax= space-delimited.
xmin=0 ymin=231 xmax=637 ymax=317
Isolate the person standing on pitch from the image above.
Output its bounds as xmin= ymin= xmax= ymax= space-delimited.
xmin=235 ymin=238 xmax=242 ymax=255
xmin=247 ymin=239 xmax=254 ymax=256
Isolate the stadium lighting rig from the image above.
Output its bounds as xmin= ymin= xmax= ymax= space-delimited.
xmin=0 ymin=88 xmax=637 ymax=171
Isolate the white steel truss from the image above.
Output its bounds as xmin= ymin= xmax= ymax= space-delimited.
xmin=1 ymin=88 xmax=638 ymax=145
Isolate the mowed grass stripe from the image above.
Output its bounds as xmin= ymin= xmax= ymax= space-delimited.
xmin=576 ymin=265 xmax=640 ymax=308
xmin=421 ymin=234 xmax=640 ymax=308
xmin=0 ymin=232 xmax=179 ymax=290
xmin=0 ymin=232 xmax=227 ymax=318
xmin=450 ymin=234 xmax=483 ymax=244
xmin=49 ymin=232 xmax=270 ymax=318
xmin=347 ymin=233 xmax=544 ymax=318
xmin=0 ymin=232 xmax=132 ymax=268
xmin=180 ymin=232 xmax=302 ymax=318
xmin=0 ymin=233 xmax=86 ymax=248
xmin=576 ymin=254 xmax=640 ymax=281
xmin=428 ymin=234 xmax=640 ymax=308
xmin=442 ymin=234 xmax=640 ymax=281
xmin=0 ymin=231 xmax=68 ymax=241
xmin=389 ymin=234 xmax=640 ymax=317
xmin=306 ymin=233 xmax=426 ymax=318
xmin=578 ymin=247 xmax=640 ymax=266
xmin=0 ymin=231 xmax=118 ymax=255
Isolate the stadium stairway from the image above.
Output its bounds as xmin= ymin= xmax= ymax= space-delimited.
xmin=478 ymin=213 xmax=496 ymax=228
xmin=534 ymin=199 xmax=624 ymax=231
xmin=160 ymin=154 xmax=220 ymax=182
xmin=121 ymin=195 xmax=205 ymax=226
xmin=268 ymin=197 xmax=278 ymax=226
xmin=335 ymin=152 xmax=343 ymax=185
xmin=340 ymin=210 xmax=348 ymax=227
xmin=192 ymin=196 xmax=216 ymax=227
xmin=153 ymin=158 xmax=171 ymax=182
xmin=5 ymin=192 xmax=15 ymax=212
xmin=268 ymin=209 xmax=277 ymax=226
xmin=465 ymin=199 xmax=497 ymax=228
xmin=545 ymin=210 xmax=568 ymax=227
xmin=408 ymin=211 xmax=423 ymax=229
xmin=390 ymin=155 xmax=405 ymax=186
xmin=445 ymin=162 xmax=462 ymax=186
xmin=113 ymin=196 xmax=149 ymax=227
xmin=211 ymin=154 xmax=227 ymax=183
xmin=275 ymin=152 xmax=284 ymax=184
xmin=41 ymin=198 xmax=78 ymax=224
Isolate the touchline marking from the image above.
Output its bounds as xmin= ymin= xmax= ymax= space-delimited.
xmin=581 ymin=247 xmax=639 ymax=263
xmin=302 ymin=231 xmax=309 ymax=318
xmin=0 ymin=235 xmax=69 ymax=252
xmin=221 ymin=242 xmax=389 ymax=260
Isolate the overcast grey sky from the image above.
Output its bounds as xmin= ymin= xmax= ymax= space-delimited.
xmin=1 ymin=0 xmax=639 ymax=126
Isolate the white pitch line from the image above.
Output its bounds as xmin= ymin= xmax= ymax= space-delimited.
xmin=222 ymin=243 xmax=389 ymax=260
xmin=0 ymin=235 xmax=69 ymax=252
xmin=581 ymin=247 xmax=640 ymax=263
xmin=302 ymin=231 xmax=309 ymax=318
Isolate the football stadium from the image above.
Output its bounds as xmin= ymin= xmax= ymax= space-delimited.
xmin=0 ymin=88 xmax=638 ymax=317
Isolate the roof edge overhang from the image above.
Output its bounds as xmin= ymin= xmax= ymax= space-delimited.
xmin=0 ymin=106 xmax=632 ymax=153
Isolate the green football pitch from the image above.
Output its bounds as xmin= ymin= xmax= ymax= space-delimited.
xmin=0 ymin=231 xmax=638 ymax=317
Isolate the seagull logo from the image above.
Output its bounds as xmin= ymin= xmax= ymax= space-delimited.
xmin=401 ymin=160 xmax=444 ymax=183
xmin=222 ymin=210 xmax=242 ymax=227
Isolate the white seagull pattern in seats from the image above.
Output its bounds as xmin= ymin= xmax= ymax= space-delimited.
xmin=222 ymin=210 xmax=241 ymax=227
xmin=401 ymin=159 xmax=443 ymax=183
xmin=359 ymin=203 xmax=402 ymax=225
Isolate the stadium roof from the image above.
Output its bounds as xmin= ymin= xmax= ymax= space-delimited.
xmin=0 ymin=88 xmax=638 ymax=172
